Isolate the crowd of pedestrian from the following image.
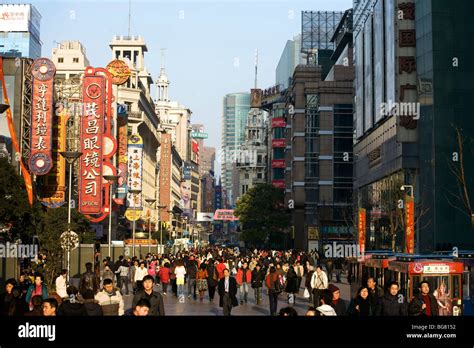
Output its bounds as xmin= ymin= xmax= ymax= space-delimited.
xmin=0 ymin=246 xmax=443 ymax=316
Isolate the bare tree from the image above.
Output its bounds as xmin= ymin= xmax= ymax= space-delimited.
xmin=446 ymin=126 xmax=474 ymax=227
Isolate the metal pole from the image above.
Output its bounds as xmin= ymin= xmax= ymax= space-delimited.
xmin=160 ymin=222 xmax=163 ymax=254
xmin=67 ymin=162 xmax=72 ymax=283
xmin=132 ymin=219 xmax=136 ymax=258
xmin=148 ymin=215 xmax=151 ymax=254
xmin=108 ymin=182 xmax=113 ymax=258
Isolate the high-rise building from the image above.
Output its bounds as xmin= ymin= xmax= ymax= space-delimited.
xmin=221 ymin=92 xmax=250 ymax=205
xmin=353 ymin=0 xmax=474 ymax=252
xmin=237 ymin=89 xmax=268 ymax=197
xmin=286 ymin=10 xmax=354 ymax=251
xmin=276 ymin=35 xmax=303 ymax=89
xmin=0 ymin=4 xmax=41 ymax=59
xmin=200 ymin=146 xmax=215 ymax=176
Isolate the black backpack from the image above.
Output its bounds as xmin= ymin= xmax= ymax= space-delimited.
xmin=274 ymin=274 xmax=284 ymax=294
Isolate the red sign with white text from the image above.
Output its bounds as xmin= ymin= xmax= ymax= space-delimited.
xmin=272 ymin=159 xmax=285 ymax=168
xmin=78 ymin=74 xmax=105 ymax=214
xmin=272 ymin=117 xmax=286 ymax=128
xmin=405 ymin=195 xmax=415 ymax=254
xmin=358 ymin=208 xmax=366 ymax=256
xmin=29 ymin=58 xmax=55 ymax=176
xmin=272 ymin=139 xmax=286 ymax=148
xmin=272 ymin=180 xmax=285 ymax=189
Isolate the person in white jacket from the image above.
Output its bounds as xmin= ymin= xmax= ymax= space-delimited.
xmin=55 ymin=270 xmax=68 ymax=299
xmin=134 ymin=262 xmax=148 ymax=292
xmin=316 ymin=289 xmax=337 ymax=316
xmin=311 ymin=265 xmax=328 ymax=308
xmin=95 ymin=279 xmax=124 ymax=316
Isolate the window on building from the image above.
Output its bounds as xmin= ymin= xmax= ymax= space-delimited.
xmin=273 ymin=148 xmax=285 ymax=159
xmin=58 ymin=57 xmax=64 ymax=63
xmin=257 ymin=155 xmax=262 ymax=164
xmin=257 ymin=172 xmax=262 ymax=179
xmin=115 ymin=50 xmax=120 ymax=59
xmin=245 ymin=173 xmax=249 ymax=179
xmin=73 ymin=57 xmax=79 ymax=63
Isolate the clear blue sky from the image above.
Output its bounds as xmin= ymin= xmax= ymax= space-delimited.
xmin=2 ymin=0 xmax=351 ymax=176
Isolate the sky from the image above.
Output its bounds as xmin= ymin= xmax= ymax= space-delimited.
xmin=1 ymin=0 xmax=352 ymax=177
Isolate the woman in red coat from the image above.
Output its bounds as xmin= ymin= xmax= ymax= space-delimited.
xmin=158 ymin=263 xmax=170 ymax=295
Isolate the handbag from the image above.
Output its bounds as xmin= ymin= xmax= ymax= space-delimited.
xmin=303 ymin=288 xmax=310 ymax=298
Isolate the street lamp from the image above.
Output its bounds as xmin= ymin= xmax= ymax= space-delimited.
xmin=144 ymin=198 xmax=156 ymax=254
xmin=59 ymin=151 xmax=82 ymax=282
xmin=400 ymin=185 xmax=414 ymax=198
xmin=103 ymin=175 xmax=119 ymax=259
xmin=128 ymin=189 xmax=142 ymax=258
xmin=0 ymin=103 xmax=10 ymax=114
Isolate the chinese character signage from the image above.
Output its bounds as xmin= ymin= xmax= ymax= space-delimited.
xmin=78 ymin=73 xmax=105 ymax=214
xmin=29 ymin=58 xmax=55 ymax=176
xmin=39 ymin=103 xmax=68 ymax=208
xmin=116 ymin=110 xmax=128 ymax=203
xmin=271 ymin=117 xmax=286 ymax=128
xmin=405 ymin=195 xmax=415 ymax=253
xmin=106 ymin=59 xmax=131 ymax=86
xmin=126 ymin=134 xmax=143 ymax=209
xmin=159 ymin=134 xmax=172 ymax=222
xmin=358 ymin=208 xmax=366 ymax=256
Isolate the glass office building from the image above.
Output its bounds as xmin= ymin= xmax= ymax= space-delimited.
xmin=221 ymin=93 xmax=250 ymax=204
xmin=416 ymin=0 xmax=474 ymax=251
xmin=0 ymin=4 xmax=42 ymax=59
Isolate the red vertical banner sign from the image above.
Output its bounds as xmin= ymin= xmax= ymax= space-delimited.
xmin=159 ymin=134 xmax=172 ymax=223
xmin=29 ymin=58 xmax=55 ymax=176
xmin=78 ymin=71 xmax=105 ymax=214
xmin=358 ymin=208 xmax=366 ymax=257
xmin=405 ymin=195 xmax=415 ymax=253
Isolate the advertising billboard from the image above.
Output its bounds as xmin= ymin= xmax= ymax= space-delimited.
xmin=78 ymin=73 xmax=105 ymax=214
xmin=29 ymin=58 xmax=55 ymax=176
xmin=0 ymin=4 xmax=31 ymax=32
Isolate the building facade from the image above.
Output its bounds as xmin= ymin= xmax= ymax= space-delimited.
xmin=286 ymin=10 xmax=354 ymax=251
xmin=276 ymin=34 xmax=303 ymax=89
xmin=0 ymin=4 xmax=41 ymax=59
xmin=221 ymin=92 xmax=250 ymax=205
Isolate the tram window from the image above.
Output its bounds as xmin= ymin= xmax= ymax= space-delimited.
xmin=452 ymin=275 xmax=461 ymax=299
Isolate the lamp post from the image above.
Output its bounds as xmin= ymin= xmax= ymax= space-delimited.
xmin=128 ymin=189 xmax=142 ymax=258
xmin=157 ymin=204 xmax=167 ymax=253
xmin=59 ymin=151 xmax=82 ymax=282
xmin=103 ymin=175 xmax=119 ymax=259
xmin=144 ymin=198 xmax=156 ymax=254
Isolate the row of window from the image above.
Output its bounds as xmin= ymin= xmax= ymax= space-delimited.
xmin=57 ymin=57 xmax=79 ymax=63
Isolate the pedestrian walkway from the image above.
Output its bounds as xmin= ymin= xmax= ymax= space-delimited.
xmin=123 ymin=275 xmax=351 ymax=315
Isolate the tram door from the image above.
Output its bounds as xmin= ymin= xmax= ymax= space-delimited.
xmin=410 ymin=274 xmax=462 ymax=316
xmin=463 ymin=267 xmax=474 ymax=315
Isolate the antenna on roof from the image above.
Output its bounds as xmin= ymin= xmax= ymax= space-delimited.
xmin=128 ymin=0 xmax=132 ymax=36
xmin=254 ymin=48 xmax=258 ymax=89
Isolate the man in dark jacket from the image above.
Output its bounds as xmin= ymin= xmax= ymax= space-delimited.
xmin=206 ymin=260 xmax=219 ymax=302
xmin=376 ymin=281 xmax=407 ymax=316
xmin=80 ymin=262 xmax=100 ymax=295
xmin=409 ymin=281 xmax=439 ymax=316
xmin=367 ymin=277 xmax=383 ymax=314
xmin=113 ymin=256 xmax=124 ymax=292
xmin=132 ymin=275 xmax=165 ymax=316
xmin=81 ymin=289 xmax=103 ymax=316
xmin=218 ymin=269 xmax=238 ymax=316
xmin=58 ymin=286 xmax=87 ymax=316
xmin=328 ymin=284 xmax=347 ymax=316
xmin=251 ymin=264 xmax=265 ymax=305
xmin=0 ymin=279 xmax=16 ymax=316
xmin=186 ymin=256 xmax=198 ymax=300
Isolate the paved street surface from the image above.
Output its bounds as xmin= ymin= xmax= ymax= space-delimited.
xmin=123 ymin=275 xmax=351 ymax=315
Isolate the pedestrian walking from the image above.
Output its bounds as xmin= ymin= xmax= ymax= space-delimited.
xmin=186 ymin=256 xmax=198 ymax=300
xmin=375 ymin=281 xmax=407 ymax=316
xmin=315 ymin=289 xmax=337 ymax=316
xmin=348 ymin=286 xmax=372 ymax=316
xmin=206 ymin=259 xmax=219 ymax=302
xmin=251 ymin=263 xmax=265 ymax=305
xmin=134 ymin=262 xmax=148 ymax=292
xmin=236 ymin=261 xmax=251 ymax=304
xmin=95 ymin=279 xmax=124 ymax=316
xmin=367 ymin=277 xmax=384 ymax=314
xmin=132 ymin=275 xmax=165 ymax=316
xmin=196 ymin=263 xmax=208 ymax=301
xmin=25 ymin=274 xmax=49 ymax=312
xmin=175 ymin=260 xmax=186 ymax=299
xmin=218 ymin=268 xmax=238 ymax=316
xmin=158 ymin=262 xmax=170 ymax=295
xmin=328 ymin=284 xmax=347 ymax=316
xmin=265 ymin=266 xmax=280 ymax=316
xmin=310 ymin=265 xmax=328 ymax=309
xmin=81 ymin=289 xmax=103 ymax=316
xmin=117 ymin=259 xmax=130 ymax=296
xmin=55 ymin=270 xmax=68 ymax=299
xmin=57 ymin=286 xmax=87 ymax=316
xmin=408 ymin=281 xmax=439 ymax=316
xmin=294 ymin=261 xmax=304 ymax=291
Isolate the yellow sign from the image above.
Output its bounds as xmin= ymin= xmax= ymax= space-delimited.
xmin=106 ymin=59 xmax=131 ymax=85
xmin=308 ymin=226 xmax=319 ymax=240
xmin=125 ymin=209 xmax=142 ymax=221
